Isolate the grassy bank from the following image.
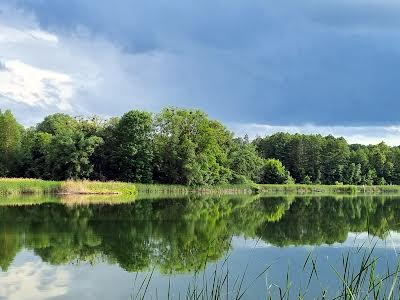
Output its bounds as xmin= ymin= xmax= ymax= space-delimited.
xmin=135 ymin=183 xmax=257 ymax=195
xmin=3 ymin=178 xmax=400 ymax=198
xmin=258 ymin=184 xmax=400 ymax=195
xmin=137 ymin=183 xmax=400 ymax=196
xmin=0 ymin=178 xmax=137 ymax=196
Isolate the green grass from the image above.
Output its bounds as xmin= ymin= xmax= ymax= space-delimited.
xmin=135 ymin=183 xmax=189 ymax=195
xmin=3 ymin=179 xmax=400 ymax=199
xmin=0 ymin=178 xmax=61 ymax=195
xmin=0 ymin=178 xmax=137 ymax=196
xmin=137 ymin=183 xmax=400 ymax=196
xmin=258 ymin=184 xmax=400 ymax=195
xmin=59 ymin=180 xmax=137 ymax=195
xmin=136 ymin=183 xmax=259 ymax=195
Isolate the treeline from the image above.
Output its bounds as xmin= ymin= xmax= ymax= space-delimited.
xmin=255 ymin=133 xmax=400 ymax=185
xmin=0 ymin=108 xmax=399 ymax=185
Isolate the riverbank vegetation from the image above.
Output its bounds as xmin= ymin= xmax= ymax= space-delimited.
xmin=0 ymin=178 xmax=137 ymax=195
xmin=2 ymin=108 xmax=400 ymax=187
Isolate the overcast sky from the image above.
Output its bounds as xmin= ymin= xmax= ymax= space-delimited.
xmin=1 ymin=0 xmax=400 ymax=144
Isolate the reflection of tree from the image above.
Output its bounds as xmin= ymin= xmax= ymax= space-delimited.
xmin=1 ymin=195 xmax=400 ymax=273
xmin=257 ymin=196 xmax=400 ymax=246
xmin=0 ymin=222 xmax=22 ymax=271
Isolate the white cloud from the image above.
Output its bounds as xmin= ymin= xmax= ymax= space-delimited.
xmin=28 ymin=29 xmax=58 ymax=43
xmin=0 ymin=59 xmax=73 ymax=110
xmin=0 ymin=25 xmax=58 ymax=43
xmin=1 ymin=1 xmax=400 ymax=132
xmin=0 ymin=4 xmax=172 ymax=124
xmin=0 ymin=259 xmax=70 ymax=300
xmin=229 ymin=123 xmax=400 ymax=146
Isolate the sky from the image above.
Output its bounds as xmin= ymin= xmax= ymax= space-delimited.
xmin=0 ymin=0 xmax=400 ymax=144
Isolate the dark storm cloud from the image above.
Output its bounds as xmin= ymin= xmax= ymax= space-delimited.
xmin=5 ymin=0 xmax=400 ymax=125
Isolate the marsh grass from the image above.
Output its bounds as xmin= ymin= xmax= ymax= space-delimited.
xmin=191 ymin=184 xmax=256 ymax=195
xmin=137 ymin=183 xmax=400 ymax=197
xmin=135 ymin=183 xmax=189 ymax=195
xmin=136 ymin=183 xmax=259 ymax=196
xmin=0 ymin=178 xmax=60 ymax=195
xmin=2 ymin=179 xmax=400 ymax=198
xmin=259 ymin=184 xmax=400 ymax=195
xmin=59 ymin=180 xmax=137 ymax=195
xmin=0 ymin=178 xmax=137 ymax=195
xmin=131 ymin=254 xmax=272 ymax=300
xmin=278 ymin=242 xmax=400 ymax=300
xmin=130 ymin=236 xmax=400 ymax=300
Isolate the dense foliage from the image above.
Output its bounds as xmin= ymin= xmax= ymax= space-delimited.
xmin=1 ymin=108 xmax=400 ymax=185
xmin=255 ymin=133 xmax=400 ymax=185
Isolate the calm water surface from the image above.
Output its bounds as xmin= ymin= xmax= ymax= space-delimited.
xmin=1 ymin=195 xmax=400 ymax=299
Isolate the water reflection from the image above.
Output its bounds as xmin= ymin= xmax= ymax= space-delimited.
xmin=1 ymin=195 xmax=400 ymax=275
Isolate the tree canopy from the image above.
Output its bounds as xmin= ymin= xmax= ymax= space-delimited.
xmin=1 ymin=107 xmax=400 ymax=185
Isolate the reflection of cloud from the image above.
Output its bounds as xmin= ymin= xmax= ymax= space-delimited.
xmin=0 ymin=260 xmax=70 ymax=300
xmin=342 ymin=232 xmax=400 ymax=249
xmin=233 ymin=232 xmax=400 ymax=250
xmin=232 ymin=236 xmax=271 ymax=249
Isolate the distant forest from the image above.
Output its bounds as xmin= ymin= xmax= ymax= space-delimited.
xmin=0 ymin=108 xmax=398 ymax=185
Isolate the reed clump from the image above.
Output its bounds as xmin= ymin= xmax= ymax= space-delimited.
xmin=59 ymin=180 xmax=137 ymax=195
xmin=0 ymin=178 xmax=137 ymax=196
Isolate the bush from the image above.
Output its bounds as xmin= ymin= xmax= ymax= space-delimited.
xmin=230 ymin=174 xmax=252 ymax=184
xmin=261 ymin=159 xmax=289 ymax=184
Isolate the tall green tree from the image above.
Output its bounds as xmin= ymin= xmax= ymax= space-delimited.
xmin=47 ymin=131 xmax=103 ymax=180
xmin=320 ymin=136 xmax=350 ymax=184
xmin=0 ymin=110 xmax=23 ymax=176
xmin=18 ymin=129 xmax=52 ymax=178
xmin=154 ymin=108 xmax=232 ymax=185
xmin=229 ymin=136 xmax=264 ymax=183
xmin=36 ymin=113 xmax=78 ymax=135
xmin=110 ymin=110 xmax=154 ymax=183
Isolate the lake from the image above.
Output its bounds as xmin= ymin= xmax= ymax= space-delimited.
xmin=1 ymin=194 xmax=400 ymax=299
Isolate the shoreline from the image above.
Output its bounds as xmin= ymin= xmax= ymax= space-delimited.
xmin=2 ymin=178 xmax=400 ymax=198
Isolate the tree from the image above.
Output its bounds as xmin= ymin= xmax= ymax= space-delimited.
xmin=260 ymin=159 xmax=290 ymax=184
xmin=0 ymin=110 xmax=23 ymax=176
xmin=320 ymin=136 xmax=350 ymax=184
xmin=91 ymin=117 xmax=120 ymax=180
xmin=110 ymin=110 xmax=154 ymax=183
xmin=18 ymin=130 xmax=52 ymax=178
xmin=154 ymin=108 xmax=232 ymax=185
xmin=229 ymin=137 xmax=264 ymax=183
xmin=390 ymin=147 xmax=400 ymax=184
xmin=47 ymin=131 xmax=103 ymax=180
xmin=36 ymin=113 xmax=78 ymax=135
xmin=368 ymin=142 xmax=392 ymax=184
